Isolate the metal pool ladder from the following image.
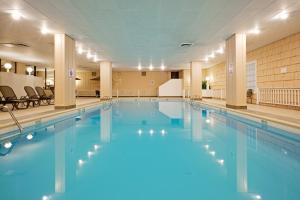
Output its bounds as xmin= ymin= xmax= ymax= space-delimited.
xmin=2 ymin=106 xmax=23 ymax=133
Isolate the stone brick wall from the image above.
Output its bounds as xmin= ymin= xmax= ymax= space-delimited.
xmin=248 ymin=32 xmax=300 ymax=88
xmin=204 ymin=31 xmax=300 ymax=90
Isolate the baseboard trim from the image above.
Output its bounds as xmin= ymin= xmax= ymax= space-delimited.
xmin=226 ymin=104 xmax=247 ymax=109
xmin=55 ymin=105 xmax=76 ymax=109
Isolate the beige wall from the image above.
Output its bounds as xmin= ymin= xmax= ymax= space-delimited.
xmin=76 ymin=71 xmax=100 ymax=91
xmin=203 ymin=62 xmax=226 ymax=90
xmin=75 ymin=70 xmax=171 ymax=97
xmin=248 ymin=32 xmax=300 ymax=88
xmin=204 ymin=31 xmax=300 ymax=90
xmin=112 ymin=71 xmax=170 ymax=96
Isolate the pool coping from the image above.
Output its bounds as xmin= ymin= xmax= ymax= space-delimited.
xmin=0 ymin=100 xmax=105 ymax=135
xmin=192 ymin=100 xmax=300 ymax=134
xmin=0 ymin=97 xmax=299 ymax=136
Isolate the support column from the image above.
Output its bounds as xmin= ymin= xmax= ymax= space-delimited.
xmin=226 ymin=33 xmax=247 ymax=109
xmin=190 ymin=62 xmax=202 ymax=100
xmin=54 ymin=34 xmax=76 ymax=109
xmin=100 ymin=61 xmax=112 ymax=99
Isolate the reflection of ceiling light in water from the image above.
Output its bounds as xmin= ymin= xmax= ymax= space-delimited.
xmin=4 ymin=142 xmax=12 ymax=149
xmin=209 ymin=151 xmax=216 ymax=156
xmin=160 ymin=129 xmax=166 ymax=136
xmin=78 ymin=159 xmax=84 ymax=166
xmin=217 ymin=159 xmax=224 ymax=165
xmin=137 ymin=129 xmax=142 ymax=135
xmin=253 ymin=195 xmax=262 ymax=200
xmin=94 ymin=144 xmax=100 ymax=150
xmin=149 ymin=129 xmax=154 ymax=135
xmin=206 ymin=119 xmax=210 ymax=123
xmin=42 ymin=195 xmax=50 ymax=200
xmin=87 ymin=151 xmax=94 ymax=158
xmin=26 ymin=134 xmax=33 ymax=140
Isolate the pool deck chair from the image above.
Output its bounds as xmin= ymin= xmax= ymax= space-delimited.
xmin=35 ymin=86 xmax=54 ymax=105
xmin=24 ymin=86 xmax=47 ymax=106
xmin=0 ymin=86 xmax=33 ymax=110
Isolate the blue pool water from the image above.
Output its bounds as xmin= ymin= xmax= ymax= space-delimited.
xmin=0 ymin=100 xmax=300 ymax=200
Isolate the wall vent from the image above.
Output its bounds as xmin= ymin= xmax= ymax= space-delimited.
xmin=180 ymin=43 xmax=193 ymax=47
xmin=0 ymin=43 xmax=30 ymax=48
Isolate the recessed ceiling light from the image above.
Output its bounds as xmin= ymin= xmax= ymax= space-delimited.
xmin=149 ymin=64 xmax=153 ymax=71
xmin=216 ymin=47 xmax=224 ymax=54
xmin=204 ymin=57 xmax=209 ymax=62
xmin=138 ymin=64 xmax=142 ymax=70
xmin=41 ymin=26 xmax=49 ymax=35
xmin=77 ymin=47 xmax=83 ymax=54
xmin=160 ymin=64 xmax=165 ymax=70
xmin=248 ymin=26 xmax=260 ymax=35
xmin=86 ymin=51 xmax=92 ymax=59
xmin=208 ymin=52 xmax=215 ymax=58
xmin=11 ymin=11 xmax=22 ymax=20
xmin=272 ymin=10 xmax=289 ymax=20
xmin=93 ymin=55 xmax=98 ymax=62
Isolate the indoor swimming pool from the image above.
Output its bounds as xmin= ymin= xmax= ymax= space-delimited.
xmin=0 ymin=100 xmax=300 ymax=200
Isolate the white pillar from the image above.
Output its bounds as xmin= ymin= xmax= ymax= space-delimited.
xmin=226 ymin=33 xmax=247 ymax=109
xmin=100 ymin=61 xmax=112 ymax=99
xmin=54 ymin=34 xmax=76 ymax=109
xmin=190 ymin=62 xmax=202 ymax=100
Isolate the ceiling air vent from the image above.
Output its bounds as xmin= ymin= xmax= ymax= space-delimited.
xmin=180 ymin=43 xmax=193 ymax=47
xmin=0 ymin=43 xmax=30 ymax=48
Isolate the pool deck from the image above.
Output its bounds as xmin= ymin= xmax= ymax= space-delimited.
xmin=0 ymin=97 xmax=300 ymax=134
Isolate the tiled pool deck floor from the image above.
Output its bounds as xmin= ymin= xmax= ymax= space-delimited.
xmin=202 ymin=98 xmax=300 ymax=125
xmin=0 ymin=97 xmax=300 ymax=133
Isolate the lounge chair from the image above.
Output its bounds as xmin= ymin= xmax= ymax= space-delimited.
xmin=24 ymin=86 xmax=49 ymax=106
xmin=0 ymin=86 xmax=34 ymax=110
xmin=35 ymin=86 xmax=54 ymax=105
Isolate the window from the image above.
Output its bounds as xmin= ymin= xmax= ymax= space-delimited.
xmin=171 ymin=71 xmax=179 ymax=79
xmin=246 ymin=61 xmax=257 ymax=92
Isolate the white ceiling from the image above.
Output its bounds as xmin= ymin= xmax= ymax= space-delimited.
xmin=0 ymin=0 xmax=300 ymax=70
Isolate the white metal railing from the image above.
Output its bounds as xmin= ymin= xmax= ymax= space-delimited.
xmin=257 ymin=88 xmax=300 ymax=107
xmin=211 ymin=89 xmax=225 ymax=99
xmin=182 ymin=89 xmax=225 ymax=99
xmin=202 ymin=90 xmax=213 ymax=97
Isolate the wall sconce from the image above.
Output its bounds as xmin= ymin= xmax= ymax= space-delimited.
xmin=4 ymin=63 xmax=12 ymax=72
xmin=26 ymin=67 xmax=33 ymax=75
